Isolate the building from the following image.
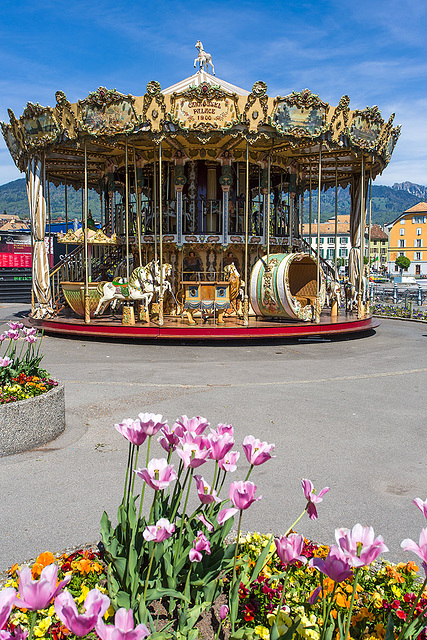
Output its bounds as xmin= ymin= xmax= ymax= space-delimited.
xmin=386 ymin=202 xmax=427 ymax=276
xmin=369 ymin=224 xmax=388 ymax=272
xmin=302 ymin=215 xmax=368 ymax=266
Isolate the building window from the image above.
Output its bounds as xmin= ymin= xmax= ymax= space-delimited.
xmin=400 ymin=219 xmax=406 ymax=224
xmin=327 ymin=237 xmax=334 ymax=244
xmin=415 ymin=252 xmax=422 ymax=260
xmin=339 ymin=248 xmax=347 ymax=258
xmin=416 ymin=228 xmax=422 ymax=235
xmin=399 ymin=252 xmax=406 ymax=257
xmin=400 ymin=228 xmax=405 ymax=236
xmin=416 ymin=265 xmax=421 ymax=275
xmin=381 ymin=248 xmax=386 ymax=254
xmin=399 ymin=239 xmax=405 ymax=247
xmin=412 ymin=216 xmax=426 ymax=224
xmin=416 ymin=239 xmax=423 ymax=247
xmin=318 ymin=237 xmax=324 ymax=243
xmin=340 ymin=237 xmax=347 ymax=244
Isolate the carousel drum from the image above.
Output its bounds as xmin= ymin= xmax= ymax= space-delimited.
xmin=250 ymin=253 xmax=326 ymax=321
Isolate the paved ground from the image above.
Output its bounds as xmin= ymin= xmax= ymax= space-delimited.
xmin=0 ymin=304 xmax=426 ymax=569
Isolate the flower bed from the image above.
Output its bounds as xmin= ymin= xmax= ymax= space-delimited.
xmin=0 ymin=412 xmax=426 ymax=640
xmin=372 ymin=303 xmax=427 ymax=321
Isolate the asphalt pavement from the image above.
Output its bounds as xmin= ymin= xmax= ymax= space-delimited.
xmin=0 ymin=304 xmax=426 ymax=569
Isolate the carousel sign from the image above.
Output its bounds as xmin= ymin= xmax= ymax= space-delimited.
xmin=171 ymin=83 xmax=239 ymax=131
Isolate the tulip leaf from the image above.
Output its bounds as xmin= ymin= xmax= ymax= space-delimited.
xmin=384 ymin=613 xmax=395 ymax=640
xmin=249 ymin=534 xmax=274 ymax=584
xmin=230 ymin=626 xmax=257 ymax=639
xmin=114 ymin=589 xmax=131 ymax=610
xmin=324 ymin=620 xmax=335 ymax=640
xmin=144 ymin=587 xmax=190 ymax=603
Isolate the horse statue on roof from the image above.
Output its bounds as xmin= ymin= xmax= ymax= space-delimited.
xmin=194 ymin=41 xmax=215 ymax=75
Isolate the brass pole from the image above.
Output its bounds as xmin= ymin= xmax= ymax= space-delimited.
xmin=64 ymin=177 xmax=68 ymax=257
xmin=266 ymin=155 xmax=271 ymax=264
xmin=334 ymin=157 xmax=338 ymax=275
xmin=243 ymin=142 xmax=249 ymax=326
xmin=315 ymin=144 xmax=322 ymax=323
xmin=84 ymin=140 xmax=90 ymax=323
xmin=125 ymin=140 xmax=130 ymax=282
xmin=133 ymin=144 xmax=143 ymax=268
xmin=358 ymin=155 xmax=365 ymax=318
xmin=159 ymin=141 xmax=164 ymax=326
xmin=153 ymin=153 xmax=158 ymax=264
xmin=367 ymin=169 xmax=373 ymax=314
xmin=308 ymin=158 xmax=312 ymax=255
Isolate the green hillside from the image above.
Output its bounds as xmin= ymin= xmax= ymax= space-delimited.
xmin=0 ymin=177 xmax=422 ymax=228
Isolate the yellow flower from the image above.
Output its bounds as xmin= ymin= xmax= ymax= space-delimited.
xmin=77 ymin=584 xmax=90 ymax=604
xmin=105 ymin=604 xmax=115 ymax=620
xmin=34 ymin=616 xmax=52 ymax=637
xmin=371 ymin=592 xmax=383 ymax=609
xmin=255 ymin=625 xmax=270 ymax=640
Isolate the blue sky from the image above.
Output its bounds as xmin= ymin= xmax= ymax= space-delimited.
xmin=1 ymin=0 xmax=426 ymax=186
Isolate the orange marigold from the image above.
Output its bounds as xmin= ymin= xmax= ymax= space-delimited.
xmin=32 ymin=551 xmax=56 ymax=578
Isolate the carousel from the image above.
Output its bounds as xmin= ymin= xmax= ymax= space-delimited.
xmin=1 ymin=42 xmax=399 ymax=339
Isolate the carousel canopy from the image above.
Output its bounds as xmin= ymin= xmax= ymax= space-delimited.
xmin=1 ymin=60 xmax=400 ymax=191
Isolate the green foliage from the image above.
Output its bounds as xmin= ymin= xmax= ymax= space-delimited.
xmin=395 ymin=255 xmax=411 ymax=271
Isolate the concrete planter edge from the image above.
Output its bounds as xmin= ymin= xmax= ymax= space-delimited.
xmin=0 ymin=383 xmax=65 ymax=457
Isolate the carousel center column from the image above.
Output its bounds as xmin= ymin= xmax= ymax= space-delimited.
xmin=219 ymin=151 xmax=233 ymax=247
xmin=174 ymin=151 xmax=187 ymax=248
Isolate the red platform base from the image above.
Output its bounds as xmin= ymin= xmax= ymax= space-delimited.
xmin=26 ymin=312 xmax=379 ymax=341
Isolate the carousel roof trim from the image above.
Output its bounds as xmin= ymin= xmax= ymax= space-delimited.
xmin=162 ymin=69 xmax=250 ymax=96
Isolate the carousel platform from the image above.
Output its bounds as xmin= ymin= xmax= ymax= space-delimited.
xmin=25 ymin=311 xmax=379 ymax=341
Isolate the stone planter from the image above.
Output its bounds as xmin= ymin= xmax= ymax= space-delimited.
xmin=0 ymin=383 xmax=65 ymax=457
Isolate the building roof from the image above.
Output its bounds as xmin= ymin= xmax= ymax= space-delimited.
xmin=163 ymin=70 xmax=249 ymax=96
xmin=0 ymin=221 xmax=30 ymax=231
xmin=302 ymin=222 xmax=350 ymax=235
xmin=404 ymin=202 xmax=427 ymax=213
xmin=326 ymin=214 xmax=350 ymax=224
xmin=370 ymin=224 xmax=388 ymax=240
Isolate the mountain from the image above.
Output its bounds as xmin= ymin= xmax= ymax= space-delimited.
xmin=0 ymin=177 xmax=423 ymax=228
xmin=391 ymin=181 xmax=427 ymax=200
xmin=0 ymin=178 xmax=101 ymax=220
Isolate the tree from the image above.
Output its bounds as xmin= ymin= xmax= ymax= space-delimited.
xmin=395 ymin=255 xmax=411 ymax=273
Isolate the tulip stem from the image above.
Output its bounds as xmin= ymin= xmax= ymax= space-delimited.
xmin=142 ymin=544 xmax=156 ymax=617
xmin=27 ymin=610 xmax=37 ymax=640
xmin=127 ymin=444 xmax=135 ymax=507
xmin=173 ymin=468 xmax=194 ymax=570
xmin=274 ymin=570 xmax=290 ymax=627
xmin=232 ymin=509 xmax=243 ymax=587
xmin=212 ymin=461 xmax=219 ymax=493
xmin=320 ymin=581 xmax=338 ymax=640
xmin=285 ymin=508 xmax=306 ymax=536
xmin=244 ymin=464 xmax=254 ymax=482
xmin=123 ymin=442 xmax=132 ymax=504
xmin=138 ymin=436 xmax=152 ymax=521
xmin=343 ymin=567 xmax=360 ymax=640
xmin=130 ymin=445 xmax=140 ymax=497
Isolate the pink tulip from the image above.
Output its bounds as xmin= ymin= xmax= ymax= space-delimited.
xmin=179 ymin=430 xmax=211 ymax=450
xmin=13 ymin=564 xmax=71 ymax=611
xmin=137 ymin=412 xmax=168 ymax=437
xmin=8 ymin=322 xmax=23 ymax=331
xmin=218 ymin=450 xmax=240 ymax=473
xmin=173 ymin=415 xmax=209 ymax=437
xmin=0 ymin=357 xmax=11 ymax=367
xmin=135 ymin=458 xmax=177 ymax=491
xmin=54 ymin=589 xmax=110 ymax=636
xmin=212 ymin=423 xmax=234 ymax=438
xmin=158 ymin=424 xmax=180 ymax=453
xmin=413 ymin=498 xmax=427 ymax=520
xmin=309 ymin=545 xmax=353 ymax=583
xmin=25 ymin=335 xmax=37 ymax=344
xmin=176 ymin=442 xmax=210 ymax=468
xmin=220 ymin=605 xmax=229 ymax=621
xmin=114 ymin=419 xmax=147 ymax=446
xmin=196 ymin=513 xmax=214 ymax=532
xmin=0 ymin=628 xmax=28 ymax=640
xmin=23 ymin=328 xmax=37 ymax=337
xmin=218 ymin=481 xmax=261 ymax=524
xmin=308 ymin=586 xmax=322 ymax=605
xmin=242 ymin=436 xmax=275 ymax=466
xmin=208 ymin=432 xmax=235 ymax=461
xmin=0 ymin=588 xmax=16 ymax=629
xmin=401 ymin=527 xmax=427 ymax=572
xmin=5 ymin=330 xmax=19 ymax=340
xmin=335 ymin=524 xmax=388 ymax=567
xmin=0 ymin=335 xmax=6 ymax=343
xmin=301 ymin=478 xmax=330 ymax=520
xmin=189 ymin=531 xmax=211 ymax=563
xmin=194 ymin=475 xmax=220 ymax=504
xmin=275 ymin=533 xmax=307 ymax=566
xmin=143 ymin=518 xmax=175 ymax=543
xmin=96 ymin=608 xmax=150 ymax=640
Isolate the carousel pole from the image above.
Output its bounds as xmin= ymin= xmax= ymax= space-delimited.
xmin=308 ymin=158 xmax=312 ymax=254
xmin=334 ymin=157 xmax=338 ymax=276
xmin=243 ymin=142 xmax=249 ymax=326
xmin=366 ymin=169 xmax=373 ymax=314
xmin=358 ymin=154 xmax=365 ymax=318
xmin=158 ymin=141 xmax=164 ymax=326
xmin=133 ymin=144 xmax=143 ymax=268
xmin=266 ymin=155 xmax=271 ymax=265
xmin=125 ymin=140 xmax=130 ymax=282
xmin=153 ymin=152 xmax=158 ymax=264
xmin=64 ymin=177 xmax=68 ymax=258
xmin=84 ymin=139 xmax=90 ymax=324
xmin=300 ymin=178 xmax=304 ymax=247
xmin=315 ymin=143 xmax=322 ymax=324
xmin=47 ymin=175 xmax=51 ymax=267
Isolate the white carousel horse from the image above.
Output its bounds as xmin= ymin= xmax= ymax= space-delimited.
xmin=325 ymin=274 xmax=342 ymax=308
xmin=344 ymin=280 xmax=357 ymax=313
xmin=94 ymin=276 xmax=153 ymax=321
xmin=194 ymin=41 xmax=215 ymax=75
xmin=224 ymin=263 xmax=244 ymax=317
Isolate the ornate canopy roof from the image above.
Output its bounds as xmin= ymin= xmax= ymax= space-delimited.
xmin=1 ymin=68 xmax=400 ymax=191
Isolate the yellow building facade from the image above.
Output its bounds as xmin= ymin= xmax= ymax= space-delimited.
xmin=387 ymin=202 xmax=427 ymax=276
